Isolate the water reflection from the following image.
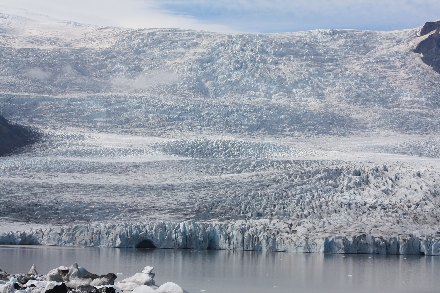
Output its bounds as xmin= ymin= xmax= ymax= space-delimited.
xmin=0 ymin=246 xmax=439 ymax=293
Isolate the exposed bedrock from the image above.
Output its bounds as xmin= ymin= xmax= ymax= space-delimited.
xmin=1 ymin=221 xmax=439 ymax=255
xmin=0 ymin=115 xmax=40 ymax=156
xmin=419 ymin=20 xmax=440 ymax=36
xmin=415 ymin=21 xmax=440 ymax=74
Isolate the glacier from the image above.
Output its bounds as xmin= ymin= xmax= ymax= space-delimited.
xmin=1 ymin=11 xmax=440 ymax=254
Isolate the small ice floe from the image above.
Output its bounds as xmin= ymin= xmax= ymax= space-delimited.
xmin=0 ymin=283 xmax=15 ymax=293
xmin=116 ymin=266 xmax=156 ymax=292
xmin=116 ymin=266 xmax=187 ymax=293
xmin=28 ymin=265 xmax=38 ymax=275
xmin=46 ymin=262 xmax=117 ymax=289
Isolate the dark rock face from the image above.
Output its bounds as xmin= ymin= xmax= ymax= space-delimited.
xmin=75 ymin=285 xmax=116 ymax=293
xmin=0 ymin=114 xmax=40 ymax=156
xmin=414 ymin=26 xmax=440 ymax=74
xmin=76 ymin=285 xmax=96 ymax=293
xmin=17 ymin=274 xmax=36 ymax=285
xmin=95 ymin=287 xmax=116 ymax=293
xmin=46 ymin=283 xmax=69 ymax=293
xmin=420 ymin=21 xmax=440 ymax=36
xmin=86 ymin=273 xmax=117 ymax=286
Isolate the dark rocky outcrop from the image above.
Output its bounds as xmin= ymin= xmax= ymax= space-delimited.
xmin=76 ymin=285 xmax=116 ymax=293
xmin=17 ymin=274 xmax=37 ymax=285
xmin=76 ymin=285 xmax=96 ymax=293
xmin=46 ymin=283 xmax=68 ymax=293
xmin=94 ymin=287 xmax=116 ymax=293
xmin=0 ymin=114 xmax=40 ymax=156
xmin=415 ymin=21 xmax=440 ymax=74
xmin=419 ymin=20 xmax=440 ymax=36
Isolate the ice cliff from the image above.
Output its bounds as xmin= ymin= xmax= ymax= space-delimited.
xmin=1 ymin=221 xmax=440 ymax=255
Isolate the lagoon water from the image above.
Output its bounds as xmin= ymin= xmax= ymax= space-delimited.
xmin=0 ymin=245 xmax=439 ymax=293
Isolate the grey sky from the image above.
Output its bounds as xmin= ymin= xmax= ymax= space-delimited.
xmin=1 ymin=0 xmax=439 ymax=32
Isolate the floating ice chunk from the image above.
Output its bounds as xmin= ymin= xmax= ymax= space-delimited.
xmin=25 ymin=280 xmax=57 ymax=288
xmin=46 ymin=267 xmax=69 ymax=282
xmin=116 ymin=272 xmax=155 ymax=292
xmin=67 ymin=263 xmax=91 ymax=280
xmin=0 ymin=283 xmax=14 ymax=293
xmin=116 ymin=266 xmax=156 ymax=293
xmin=95 ymin=285 xmax=123 ymax=293
xmin=66 ymin=278 xmax=93 ymax=289
xmin=28 ymin=264 xmax=38 ymax=275
xmin=131 ymin=285 xmax=156 ymax=293
xmin=116 ymin=282 xmax=142 ymax=292
xmin=66 ymin=264 xmax=116 ymax=288
xmin=141 ymin=267 xmax=154 ymax=275
xmin=90 ymin=275 xmax=118 ymax=287
xmin=115 ymin=265 xmax=162 ymax=292
xmin=44 ymin=282 xmax=66 ymax=293
xmin=156 ymin=282 xmax=186 ymax=293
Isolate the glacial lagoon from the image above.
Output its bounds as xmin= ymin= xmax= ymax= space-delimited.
xmin=1 ymin=245 xmax=440 ymax=293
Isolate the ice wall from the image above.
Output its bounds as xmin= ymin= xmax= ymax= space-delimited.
xmin=1 ymin=221 xmax=439 ymax=255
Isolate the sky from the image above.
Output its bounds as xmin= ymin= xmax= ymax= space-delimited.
xmin=1 ymin=0 xmax=440 ymax=33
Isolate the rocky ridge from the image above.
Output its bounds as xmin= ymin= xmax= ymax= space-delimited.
xmin=414 ymin=20 xmax=440 ymax=73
